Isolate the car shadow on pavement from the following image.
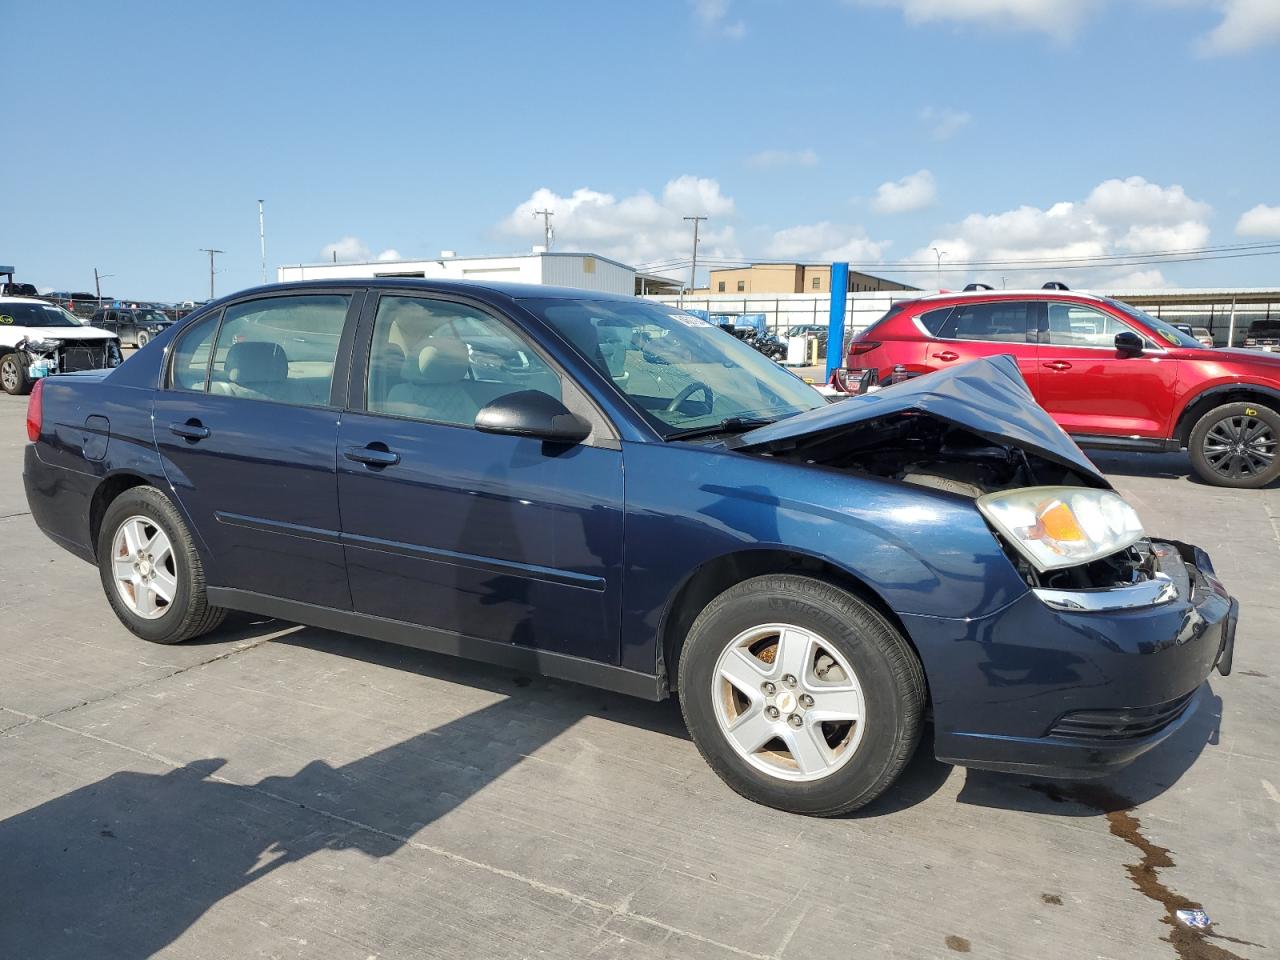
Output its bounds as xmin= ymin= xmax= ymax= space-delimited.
xmin=1089 ymin=449 xmax=1280 ymax=488
xmin=0 ymin=625 xmax=689 ymax=960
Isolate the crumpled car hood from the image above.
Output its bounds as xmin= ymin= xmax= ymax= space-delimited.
xmin=726 ymin=354 xmax=1108 ymax=485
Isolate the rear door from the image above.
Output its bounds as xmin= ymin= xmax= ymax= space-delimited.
xmin=335 ymin=291 xmax=625 ymax=662
xmin=1035 ymin=301 xmax=1180 ymax=438
xmin=153 ymin=291 xmax=363 ymax=607
xmin=926 ymin=299 xmax=1039 ymax=392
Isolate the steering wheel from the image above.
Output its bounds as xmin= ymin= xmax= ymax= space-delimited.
xmin=666 ymin=381 xmax=714 ymax=414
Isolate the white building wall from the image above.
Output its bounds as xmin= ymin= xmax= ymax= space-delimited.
xmin=277 ymin=252 xmax=634 ymax=294
xmin=645 ymin=291 xmax=916 ymax=334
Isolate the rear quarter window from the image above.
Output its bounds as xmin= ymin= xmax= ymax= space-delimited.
xmin=916 ymin=307 xmax=953 ymax=337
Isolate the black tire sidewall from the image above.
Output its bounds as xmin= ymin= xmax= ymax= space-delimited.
xmin=1 ymin=354 xmax=30 ymax=396
xmin=97 ymin=488 xmax=199 ymax=643
xmin=136 ymin=331 xmax=149 ymax=348
xmin=1189 ymin=401 xmax=1280 ymax=489
xmin=679 ymin=576 xmax=922 ymax=816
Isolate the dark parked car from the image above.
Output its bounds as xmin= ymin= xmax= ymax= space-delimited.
xmin=23 ymin=280 xmax=1237 ymax=815
xmin=90 ymin=306 xmax=174 ymax=347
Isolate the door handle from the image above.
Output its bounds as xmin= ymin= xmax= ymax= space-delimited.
xmin=931 ymin=350 xmax=959 ymax=362
xmin=1042 ymin=360 xmax=1073 ymax=371
xmin=169 ymin=420 xmax=210 ymax=441
xmin=344 ymin=444 xmax=400 ymax=467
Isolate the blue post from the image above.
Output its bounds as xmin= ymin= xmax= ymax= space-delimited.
xmin=825 ymin=261 xmax=849 ymax=381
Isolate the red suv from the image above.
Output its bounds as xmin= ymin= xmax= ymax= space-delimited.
xmin=841 ymin=285 xmax=1280 ymax=488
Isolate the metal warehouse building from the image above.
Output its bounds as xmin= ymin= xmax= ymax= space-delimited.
xmin=277 ymin=251 xmax=637 ymax=295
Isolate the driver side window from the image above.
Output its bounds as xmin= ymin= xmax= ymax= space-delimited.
xmin=366 ymin=296 xmax=562 ymax=427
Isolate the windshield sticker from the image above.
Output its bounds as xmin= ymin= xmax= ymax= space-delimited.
xmin=1156 ymin=329 xmax=1180 ymax=345
xmin=669 ymin=313 xmax=710 ymax=327
xmin=0 ymin=316 xmax=12 ymax=324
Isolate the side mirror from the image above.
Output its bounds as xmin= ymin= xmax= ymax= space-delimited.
xmin=1114 ymin=330 xmax=1144 ymax=354
xmin=475 ymin=390 xmax=592 ymax=444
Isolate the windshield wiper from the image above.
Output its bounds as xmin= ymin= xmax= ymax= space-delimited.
xmin=667 ymin=416 xmax=780 ymax=441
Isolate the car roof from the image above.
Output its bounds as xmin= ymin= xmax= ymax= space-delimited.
xmin=216 ymin=278 xmax=638 ymax=304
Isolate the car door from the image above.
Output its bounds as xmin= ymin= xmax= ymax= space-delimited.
xmin=1035 ymin=301 xmax=1180 ymax=438
xmin=336 ymin=291 xmax=625 ymax=663
xmin=153 ymin=291 xmax=363 ymax=607
xmin=925 ymin=300 xmax=1039 ymax=392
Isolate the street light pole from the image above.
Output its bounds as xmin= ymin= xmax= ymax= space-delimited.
xmin=258 ymin=200 xmax=267 ymax=284
xmin=683 ymin=216 xmax=707 ymax=305
xmin=931 ymin=247 xmax=947 ymax=290
xmin=93 ymin=268 xmax=114 ymax=308
xmin=199 ymin=249 xmax=224 ymax=300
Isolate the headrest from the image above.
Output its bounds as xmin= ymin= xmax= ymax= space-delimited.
xmin=415 ymin=339 xmax=469 ymax=385
xmin=225 ymin=341 xmax=288 ymax=384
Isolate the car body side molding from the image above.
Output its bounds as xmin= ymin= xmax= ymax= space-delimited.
xmin=206 ymin=587 xmax=663 ymax=699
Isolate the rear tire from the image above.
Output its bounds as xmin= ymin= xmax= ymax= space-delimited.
xmin=1188 ymin=402 xmax=1280 ymax=489
xmin=678 ymin=574 xmax=926 ymax=816
xmin=97 ymin=486 xmax=227 ymax=644
xmin=0 ymin=353 xmax=31 ymax=396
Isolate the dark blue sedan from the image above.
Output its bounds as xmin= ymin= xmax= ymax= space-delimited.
xmin=22 ymin=280 xmax=1237 ymax=815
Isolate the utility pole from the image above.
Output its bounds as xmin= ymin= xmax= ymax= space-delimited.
xmin=931 ymin=247 xmax=947 ymax=290
xmin=93 ymin=268 xmax=114 ymax=308
xmin=533 ymin=209 xmax=555 ymax=251
xmin=683 ymin=216 xmax=707 ymax=302
xmin=258 ymin=200 xmax=267 ymax=284
xmin=199 ymin=249 xmax=224 ymax=300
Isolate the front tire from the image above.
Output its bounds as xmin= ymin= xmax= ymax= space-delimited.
xmin=0 ymin=353 xmax=30 ymax=396
xmin=678 ymin=575 xmax=926 ymax=816
xmin=136 ymin=330 xmax=150 ymax=348
xmin=1188 ymin=402 xmax=1280 ymax=488
xmin=97 ymin=486 xmax=227 ymax=644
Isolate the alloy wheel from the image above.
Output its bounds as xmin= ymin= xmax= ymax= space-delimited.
xmin=110 ymin=515 xmax=178 ymax=619
xmin=0 ymin=358 xmax=18 ymax=392
xmin=711 ymin=623 xmax=866 ymax=782
xmin=1202 ymin=414 xmax=1276 ymax=480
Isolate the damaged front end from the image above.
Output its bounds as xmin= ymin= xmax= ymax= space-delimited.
xmin=726 ymin=356 xmax=1237 ymax=775
xmin=16 ymin=335 xmax=123 ymax=380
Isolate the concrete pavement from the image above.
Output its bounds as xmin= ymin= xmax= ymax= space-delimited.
xmin=1 ymin=392 xmax=1277 ymax=960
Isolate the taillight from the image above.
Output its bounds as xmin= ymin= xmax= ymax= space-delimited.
xmin=26 ymin=378 xmax=44 ymax=442
xmin=847 ymin=340 xmax=881 ymax=357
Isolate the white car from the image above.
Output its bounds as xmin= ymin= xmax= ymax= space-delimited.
xmin=0 ymin=297 xmax=123 ymax=395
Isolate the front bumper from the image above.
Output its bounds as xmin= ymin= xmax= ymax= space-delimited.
xmin=903 ymin=540 xmax=1236 ymax=779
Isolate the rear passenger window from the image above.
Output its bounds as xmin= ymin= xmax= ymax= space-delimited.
xmin=170 ymin=311 xmax=220 ymax=391
xmin=917 ymin=307 xmax=952 ymax=337
xmin=947 ymin=301 xmax=1033 ymax=343
xmin=366 ymin=296 xmax=561 ymax=427
xmin=207 ymin=295 xmax=350 ymax=406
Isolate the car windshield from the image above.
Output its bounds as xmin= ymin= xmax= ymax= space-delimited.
xmin=136 ymin=310 xmax=170 ymax=323
xmin=1105 ymin=299 xmax=1201 ymax=348
xmin=0 ymin=302 xmax=83 ymax=328
xmin=521 ymin=297 xmax=826 ymax=438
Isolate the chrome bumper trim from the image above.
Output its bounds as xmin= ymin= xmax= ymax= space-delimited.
xmin=1033 ymin=573 xmax=1179 ymax=613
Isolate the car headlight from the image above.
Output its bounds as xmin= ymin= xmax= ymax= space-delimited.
xmin=977 ymin=486 xmax=1145 ymax=572
xmin=21 ymin=337 xmax=60 ymax=352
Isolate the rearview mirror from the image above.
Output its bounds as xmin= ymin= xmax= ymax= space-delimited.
xmin=475 ymin=390 xmax=592 ymax=444
xmin=1114 ymin=330 xmax=1144 ymax=354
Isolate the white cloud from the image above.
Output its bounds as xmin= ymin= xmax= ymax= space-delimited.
xmin=871 ymin=169 xmax=937 ymax=214
xmin=691 ymin=0 xmax=746 ymax=38
xmin=319 ymin=236 xmax=401 ymax=263
xmin=1236 ymin=203 xmax=1280 ymax=236
xmin=850 ymin=0 xmax=1102 ymax=38
xmin=766 ymin=222 xmax=890 ymax=262
xmin=1198 ymin=0 xmax=1280 ymax=53
xmin=497 ymin=177 xmax=739 ymax=274
xmin=911 ymin=175 xmax=1212 ymax=287
xmin=919 ymin=106 xmax=972 ymax=141
xmin=745 ymin=148 xmax=819 ymax=169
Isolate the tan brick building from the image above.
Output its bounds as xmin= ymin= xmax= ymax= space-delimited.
xmin=698 ymin=264 xmax=916 ymax=295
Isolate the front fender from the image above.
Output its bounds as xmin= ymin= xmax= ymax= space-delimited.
xmin=618 ymin=441 xmax=1028 ymax=673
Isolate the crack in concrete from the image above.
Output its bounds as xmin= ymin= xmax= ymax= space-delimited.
xmin=0 ymin=633 xmax=278 ymax=737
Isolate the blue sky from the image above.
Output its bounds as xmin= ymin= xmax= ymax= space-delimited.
xmin=7 ymin=0 xmax=1280 ymax=300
